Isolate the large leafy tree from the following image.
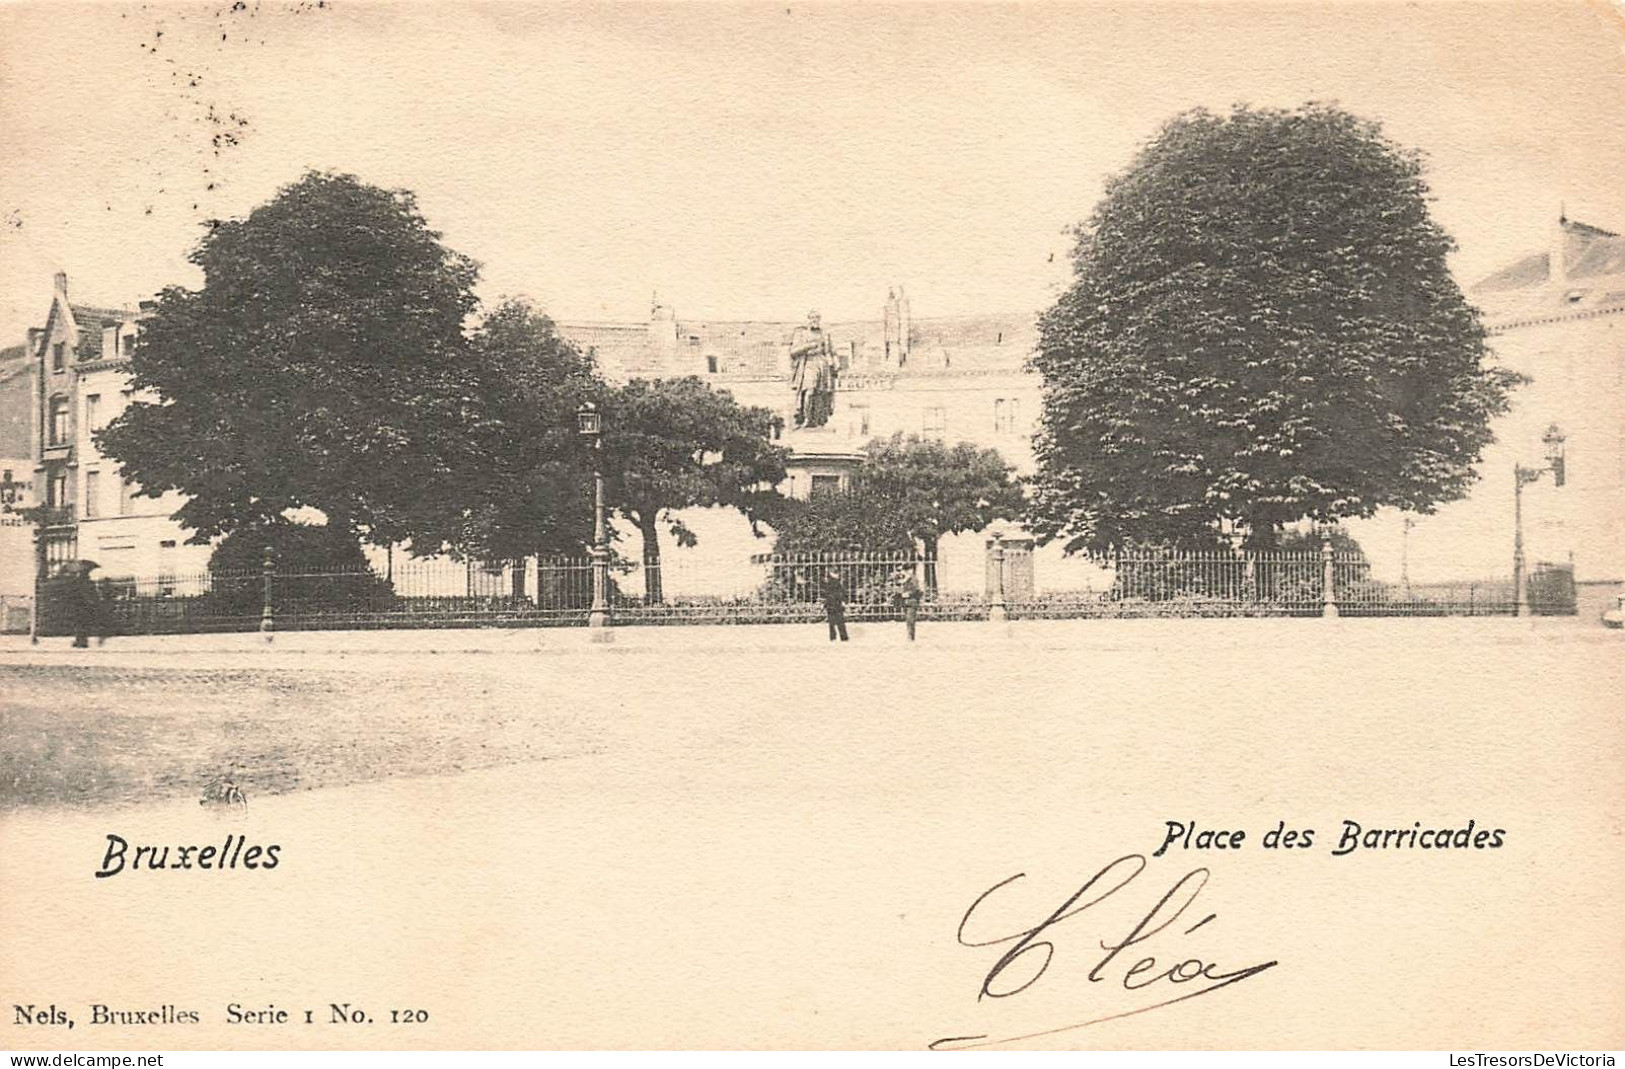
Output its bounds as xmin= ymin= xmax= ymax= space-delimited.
xmin=1030 ymin=104 xmax=1522 ymax=554
xmin=860 ymin=433 xmax=1024 ymax=590
xmin=601 ymin=376 xmax=789 ymax=602
xmin=97 ymin=170 xmax=481 ymax=547
xmin=411 ymin=298 xmax=604 ymax=563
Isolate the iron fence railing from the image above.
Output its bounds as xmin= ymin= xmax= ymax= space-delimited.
xmin=1007 ymin=550 xmax=1523 ymax=619
xmin=29 ymin=545 xmax=1542 ymax=638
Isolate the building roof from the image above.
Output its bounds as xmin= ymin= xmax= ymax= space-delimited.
xmin=558 ymin=310 xmax=1036 ymax=382
xmin=1470 ymin=217 xmax=1625 ymax=324
xmin=1472 ymin=218 xmax=1625 ymax=289
xmin=1570 ymin=235 xmax=1625 ymax=279
xmin=67 ymin=303 xmax=138 ymax=363
xmin=1472 ymin=252 xmax=1551 ymax=294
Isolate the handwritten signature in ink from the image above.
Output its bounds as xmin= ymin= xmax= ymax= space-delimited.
xmin=931 ymin=854 xmax=1277 ymax=1050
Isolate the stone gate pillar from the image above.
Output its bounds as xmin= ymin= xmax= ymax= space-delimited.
xmin=985 ymin=532 xmax=1036 ymax=608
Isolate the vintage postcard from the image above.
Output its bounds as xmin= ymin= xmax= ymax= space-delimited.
xmin=1 ymin=0 xmax=1622 ymax=1054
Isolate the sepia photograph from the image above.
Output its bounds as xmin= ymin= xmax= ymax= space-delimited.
xmin=1 ymin=0 xmax=1622 ymax=1055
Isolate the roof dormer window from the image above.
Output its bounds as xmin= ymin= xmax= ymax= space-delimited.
xmin=1564 ymin=289 xmax=1588 ymax=304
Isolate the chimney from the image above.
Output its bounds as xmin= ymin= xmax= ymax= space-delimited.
xmin=53 ymin=271 xmax=68 ymax=298
xmin=1550 ymin=211 xmax=1571 ymax=285
xmin=897 ymin=284 xmax=912 ymax=362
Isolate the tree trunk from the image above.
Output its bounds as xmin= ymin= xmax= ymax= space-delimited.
xmin=1242 ymin=521 xmax=1283 ymax=553
xmin=637 ymin=513 xmax=664 ymax=604
xmin=922 ymin=534 xmax=940 ymax=595
xmin=1244 ymin=522 xmax=1283 ymax=601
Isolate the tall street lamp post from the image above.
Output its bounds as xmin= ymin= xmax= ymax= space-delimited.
xmin=1513 ymin=423 xmax=1566 ymax=617
xmin=577 ymin=401 xmax=611 ymax=631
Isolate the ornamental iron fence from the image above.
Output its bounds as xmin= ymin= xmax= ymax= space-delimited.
xmin=30 ymin=541 xmax=1551 ymax=639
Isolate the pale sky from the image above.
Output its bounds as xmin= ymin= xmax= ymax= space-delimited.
xmin=2 ymin=1 xmax=1624 ymax=343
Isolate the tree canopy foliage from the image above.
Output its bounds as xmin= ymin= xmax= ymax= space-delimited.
xmin=1029 ymin=104 xmax=1522 ymax=554
xmin=96 ymin=173 xmax=793 ymax=573
xmin=602 ymin=376 xmax=789 ymax=600
xmin=98 ymin=170 xmax=481 ymax=547
xmin=414 ymin=298 xmax=605 ymax=562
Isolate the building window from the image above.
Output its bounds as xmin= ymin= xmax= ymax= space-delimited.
xmin=158 ymin=540 xmax=177 ymax=597
xmin=922 ymin=406 xmax=947 ymax=439
xmin=706 ymin=355 xmax=718 ymax=374
xmin=994 ymin=398 xmax=1020 ymax=434
xmin=810 ymin=474 xmax=842 ymax=497
xmin=50 ymin=472 xmax=68 ymax=509
xmin=83 ymin=471 xmax=100 ymax=518
xmin=849 ymin=404 xmax=870 ymax=438
xmin=122 ymin=332 xmax=136 ymax=356
xmin=52 ymin=341 xmax=65 ymax=372
xmin=120 ymin=478 xmax=136 ymax=516
xmin=48 ymin=396 xmax=70 ymax=445
xmin=85 ymin=394 xmax=102 ymax=434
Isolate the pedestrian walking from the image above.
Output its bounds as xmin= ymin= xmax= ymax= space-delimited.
xmin=894 ymin=569 xmax=922 ymax=641
xmin=821 ymin=569 xmax=849 ymax=642
xmin=67 ymin=561 xmax=103 ymax=649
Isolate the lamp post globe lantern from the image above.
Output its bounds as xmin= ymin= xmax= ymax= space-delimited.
xmin=576 ymin=401 xmax=601 ymax=438
xmin=577 ymin=401 xmax=610 ymax=630
xmin=1542 ymin=423 xmax=1566 ymax=487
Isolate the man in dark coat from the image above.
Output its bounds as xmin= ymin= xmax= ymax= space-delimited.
xmin=821 ymin=569 xmax=849 ymax=642
xmin=895 ymin=570 xmax=923 ymax=641
xmin=67 ymin=563 xmax=102 ymax=649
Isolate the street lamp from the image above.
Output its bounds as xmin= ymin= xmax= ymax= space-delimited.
xmin=576 ymin=401 xmax=610 ymax=631
xmin=1513 ymin=423 xmax=1566 ymax=617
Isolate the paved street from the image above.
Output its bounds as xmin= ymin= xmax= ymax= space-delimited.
xmin=2 ymin=614 xmax=1613 ymax=810
xmin=2 ymin=619 xmax=1621 ymax=1048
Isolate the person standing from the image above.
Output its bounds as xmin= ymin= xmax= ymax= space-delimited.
xmin=68 ymin=562 xmax=102 ymax=649
xmin=896 ymin=570 xmax=922 ymax=641
xmin=821 ymin=569 xmax=849 ymax=642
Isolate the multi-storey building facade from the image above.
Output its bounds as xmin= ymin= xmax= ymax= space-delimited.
xmin=1343 ymin=216 xmax=1624 ymax=585
xmin=559 ymin=287 xmax=1041 ymax=487
xmin=26 ymin=272 xmax=209 ymax=583
xmin=1 ymin=342 xmax=38 ymax=624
